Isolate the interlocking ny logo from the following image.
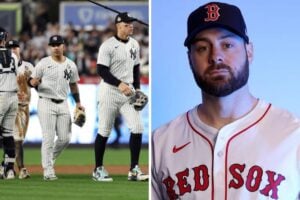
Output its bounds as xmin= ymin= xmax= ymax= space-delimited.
xmin=130 ymin=48 xmax=137 ymax=60
xmin=64 ymin=69 xmax=72 ymax=80
xmin=204 ymin=4 xmax=220 ymax=22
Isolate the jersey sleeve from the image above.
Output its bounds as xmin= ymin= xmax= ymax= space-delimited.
xmin=134 ymin=39 xmax=140 ymax=66
xmin=151 ymin=133 xmax=164 ymax=200
xmin=31 ymin=59 xmax=44 ymax=79
xmin=69 ymin=60 xmax=80 ymax=83
xmin=97 ymin=42 xmax=111 ymax=68
xmin=11 ymin=53 xmax=19 ymax=67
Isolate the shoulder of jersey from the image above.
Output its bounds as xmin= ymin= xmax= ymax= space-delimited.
xmin=153 ymin=113 xmax=187 ymax=137
xmin=131 ymin=37 xmax=140 ymax=48
xmin=269 ymin=103 xmax=300 ymax=126
xmin=67 ymin=57 xmax=78 ymax=68
xmin=40 ymin=56 xmax=51 ymax=63
xmin=22 ymin=60 xmax=34 ymax=67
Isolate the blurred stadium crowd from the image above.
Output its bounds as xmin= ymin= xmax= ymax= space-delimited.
xmin=3 ymin=0 xmax=149 ymax=84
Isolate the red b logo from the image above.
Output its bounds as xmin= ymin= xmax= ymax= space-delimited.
xmin=204 ymin=4 xmax=220 ymax=22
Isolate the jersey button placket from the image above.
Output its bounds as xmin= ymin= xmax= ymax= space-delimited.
xmin=213 ymin=131 xmax=226 ymax=199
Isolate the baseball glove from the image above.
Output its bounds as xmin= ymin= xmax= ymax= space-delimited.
xmin=17 ymin=73 xmax=30 ymax=105
xmin=129 ymin=90 xmax=148 ymax=111
xmin=73 ymin=107 xmax=86 ymax=127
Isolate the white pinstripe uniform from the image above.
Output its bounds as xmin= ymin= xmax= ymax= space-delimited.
xmin=31 ymin=56 xmax=79 ymax=175
xmin=97 ymin=36 xmax=143 ymax=137
xmin=152 ymin=100 xmax=300 ymax=200
xmin=14 ymin=60 xmax=34 ymax=141
xmin=0 ymin=50 xmax=19 ymax=138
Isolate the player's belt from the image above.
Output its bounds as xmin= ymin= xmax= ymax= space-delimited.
xmin=39 ymin=96 xmax=64 ymax=104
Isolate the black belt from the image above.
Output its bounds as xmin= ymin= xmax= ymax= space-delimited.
xmin=39 ymin=96 xmax=64 ymax=104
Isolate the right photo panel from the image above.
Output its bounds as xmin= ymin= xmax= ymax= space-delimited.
xmin=151 ymin=1 xmax=300 ymax=199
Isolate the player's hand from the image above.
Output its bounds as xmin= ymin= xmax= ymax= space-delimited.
xmin=118 ymin=82 xmax=134 ymax=96
xmin=76 ymin=103 xmax=85 ymax=112
xmin=29 ymin=78 xmax=41 ymax=87
xmin=17 ymin=91 xmax=27 ymax=102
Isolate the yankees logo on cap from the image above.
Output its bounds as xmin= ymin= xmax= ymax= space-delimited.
xmin=6 ymin=40 xmax=20 ymax=48
xmin=184 ymin=2 xmax=249 ymax=47
xmin=48 ymin=35 xmax=65 ymax=46
xmin=0 ymin=27 xmax=7 ymax=41
xmin=115 ymin=12 xmax=136 ymax=24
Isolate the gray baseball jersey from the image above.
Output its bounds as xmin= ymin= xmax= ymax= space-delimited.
xmin=97 ymin=36 xmax=143 ymax=137
xmin=0 ymin=51 xmax=18 ymax=92
xmin=152 ymin=100 xmax=300 ymax=200
xmin=0 ymin=51 xmax=19 ymax=138
xmin=31 ymin=56 xmax=79 ymax=175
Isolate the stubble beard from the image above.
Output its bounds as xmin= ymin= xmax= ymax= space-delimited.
xmin=191 ymin=58 xmax=249 ymax=97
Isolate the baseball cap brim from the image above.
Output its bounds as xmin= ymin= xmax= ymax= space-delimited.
xmin=48 ymin=42 xmax=64 ymax=46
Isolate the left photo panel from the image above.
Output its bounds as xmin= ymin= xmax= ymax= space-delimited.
xmin=0 ymin=0 xmax=149 ymax=199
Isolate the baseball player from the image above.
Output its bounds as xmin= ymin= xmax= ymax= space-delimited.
xmin=0 ymin=27 xmax=19 ymax=179
xmin=93 ymin=12 xmax=148 ymax=182
xmin=6 ymin=40 xmax=33 ymax=179
xmin=152 ymin=2 xmax=300 ymax=200
xmin=29 ymin=35 xmax=84 ymax=180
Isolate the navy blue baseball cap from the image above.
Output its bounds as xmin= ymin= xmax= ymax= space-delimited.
xmin=6 ymin=40 xmax=20 ymax=48
xmin=184 ymin=2 xmax=249 ymax=47
xmin=0 ymin=27 xmax=7 ymax=41
xmin=115 ymin=12 xmax=136 ymax=24
xmin=48 ymin=35 xmax=64 ymax=46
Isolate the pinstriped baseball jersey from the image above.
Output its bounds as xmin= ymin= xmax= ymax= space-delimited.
xmin=152 ymin=100 xmax=300 ymax=200
xmin=17 ymin=60 xmax=34 ymax=75
xmin=0 ymin=51 xmax=18 ymax=91
xmin=97 ymin=36 xmax=140 ymax=84
xmin=32 ymin=56 xmax=79 ymax=99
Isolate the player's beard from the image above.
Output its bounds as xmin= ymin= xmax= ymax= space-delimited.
xmin=191 ymin=58 xmax=249 ymax=97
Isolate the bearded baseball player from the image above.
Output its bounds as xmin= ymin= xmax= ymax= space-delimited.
xmin=152 ymin=2 xmax=300 ymax=200
xmin=29 ymin=35 xmax=84 ymax=180
xmin=0 ymin=27 xmax=19 ymax=179
xmin=93 ymin=12 xmax=148 ymax=182
xmin=5 ymin=40 xmax=33 ymax=179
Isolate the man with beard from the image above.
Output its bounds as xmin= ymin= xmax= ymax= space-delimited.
xmin=151 ymin=2 xmax=300 ymax=200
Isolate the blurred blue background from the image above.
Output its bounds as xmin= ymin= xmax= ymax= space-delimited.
xmin=152 ymin=0 xmax=300 ymax=130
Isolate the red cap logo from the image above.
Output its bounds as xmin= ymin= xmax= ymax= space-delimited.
xmin=204 ymin=4 xmax=220 ymax=22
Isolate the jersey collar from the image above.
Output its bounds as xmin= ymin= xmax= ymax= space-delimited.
xmin=114 ymin=35 xmax=129 ymax=43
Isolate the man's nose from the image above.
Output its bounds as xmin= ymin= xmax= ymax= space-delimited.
xmin=209 ymin=47 xmax=224 ymax=64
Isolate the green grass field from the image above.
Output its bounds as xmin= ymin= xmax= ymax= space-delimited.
xmin=0 ymin=147 xmax=149 ymax=200
xmin=22 ymin=146 xmax=149 ymax=166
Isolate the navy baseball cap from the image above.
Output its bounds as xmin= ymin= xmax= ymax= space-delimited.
xmin=115 ymin=12 xmax=136 ymax=24
xmin=0 ymin=27 xmax=7 ymax=41
xmin=6 ymin=40 xmax=20 ymax=48
xmin=184 ymin=2 xmax=249 ymax=47
xmin=48 ymin=35 xmax=64 ymax=46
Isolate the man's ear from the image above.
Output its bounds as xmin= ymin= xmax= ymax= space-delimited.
xmin=246 ymin=42 xmax=254 ymax=63
xmin=187 ymin=50 xmax=193 ymax=69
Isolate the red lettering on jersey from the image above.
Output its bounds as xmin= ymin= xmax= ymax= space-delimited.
xmin=229 ymin=163 xmax=245 ymax=188
xmin=246 ymin=165 xmax=263 ymax=192
xmin=204 ymin=4 xmax=220 ymax=22
xmin=161 ymin=164 xmax=286 ymax=199
xmin=260 ymin=170 xmax=286 ymax=199
xmin=193 ymin=165 xmax=209 ymax=191
xmin=163 ymin=176 xmax=178 ymax=200
xmin=176 ymin=168 xmax=192 ymax=196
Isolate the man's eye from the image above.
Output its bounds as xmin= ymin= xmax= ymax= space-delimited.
xmin=224 ymin=43 xmax=233 ymax=48
xmin=196 ymin=46 xmax=208 ymax=52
